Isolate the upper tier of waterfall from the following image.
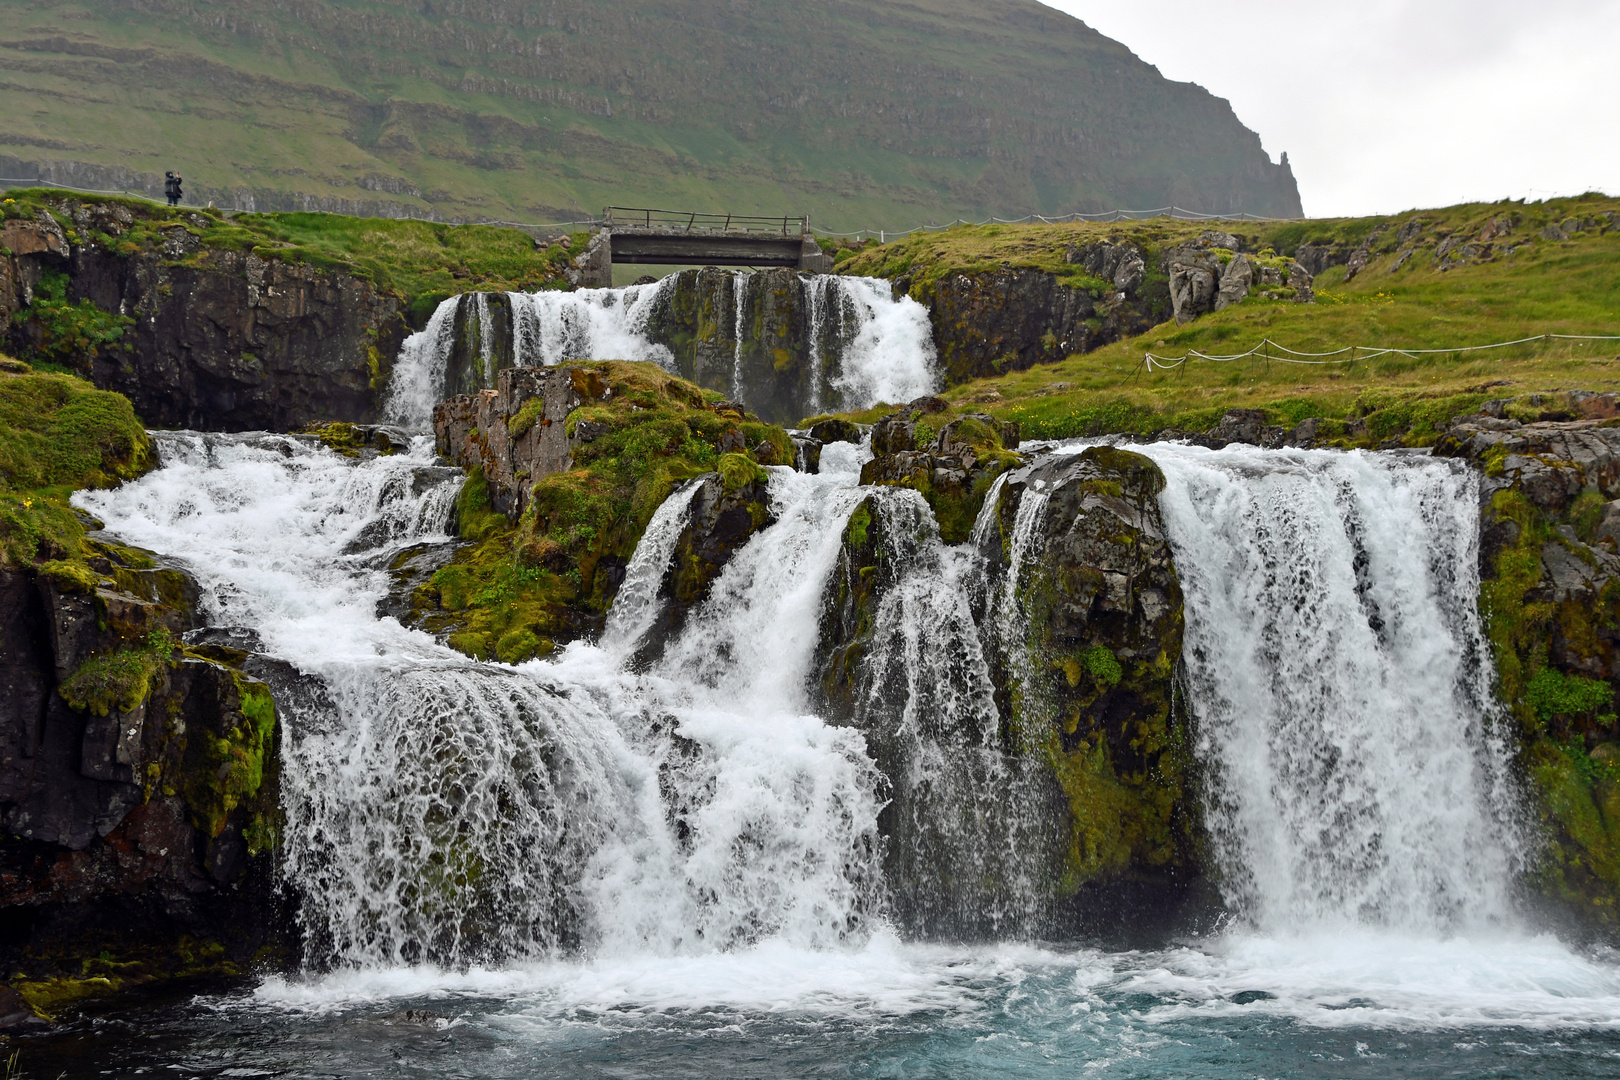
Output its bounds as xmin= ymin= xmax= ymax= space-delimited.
xmin=383 ymin=271 xmax=939 ymax=428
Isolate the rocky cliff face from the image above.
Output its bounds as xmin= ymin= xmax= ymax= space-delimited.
xmin=1433 ymin=408 xmax=1620 ymax=931
xmin=924 ymin=265 xmax=1161 ymax=385
xmin=2 ymin=198 xmax=408 ymax=431
xmin=977 ymin=448 xmax=1196 ymax=910
xmin=0 ymin=537 xmax=287 ymax=1024
xmin=903 ymin=230 xmax=1313 ymax=386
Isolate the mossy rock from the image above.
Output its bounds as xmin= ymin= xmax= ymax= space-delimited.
xmin=988 ymin=447 xmax=1195 ymax=894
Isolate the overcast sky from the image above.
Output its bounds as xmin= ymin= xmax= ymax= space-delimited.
xmin=1045 ymin=0 xmax=1620 ymax=218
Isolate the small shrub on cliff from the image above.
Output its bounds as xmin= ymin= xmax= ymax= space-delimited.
xmin=1528 ymin=668 xmax=1616 ymax=729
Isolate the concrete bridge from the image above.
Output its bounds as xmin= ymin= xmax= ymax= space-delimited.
xmin=574 ymin=207 xmax=833 ymax=287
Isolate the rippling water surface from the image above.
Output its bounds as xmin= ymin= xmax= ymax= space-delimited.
xmin=23 ymin=932 xmax=1620 ymax=1077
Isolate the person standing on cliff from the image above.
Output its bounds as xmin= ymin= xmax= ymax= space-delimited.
xmin=164 ymin=171 xmax=183 ymax=207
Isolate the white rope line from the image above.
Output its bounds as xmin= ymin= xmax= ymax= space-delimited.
xmin=1145 ymin=334 xmax=1620 ymax=371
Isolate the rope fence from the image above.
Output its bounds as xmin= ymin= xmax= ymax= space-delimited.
xmin=811 ymin=206 xmax=1293 ymax=241
xmin=1144 ymin=334 xmax=1620 ymax=373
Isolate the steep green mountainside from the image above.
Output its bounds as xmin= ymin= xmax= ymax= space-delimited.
xmin=0 ymin=0 xmax=1299 ymax=228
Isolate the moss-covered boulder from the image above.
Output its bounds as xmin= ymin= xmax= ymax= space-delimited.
xmin=979 ymin=446 xmax=1196 ymax=902
xmin=1435 ymin=415 xmax=1620 ymax=932
xmin=0 ymin=366 xmax=287 ymax=1023
xmin=412 ymin=361 xmax=795 ymax=661
xmin=858 ymin=401 xmax=1021 ymax=542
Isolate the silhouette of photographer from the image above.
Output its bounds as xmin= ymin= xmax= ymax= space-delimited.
xmin=164 ymin=171 xmax=183 ymax=207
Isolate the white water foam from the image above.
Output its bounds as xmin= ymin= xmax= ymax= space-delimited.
xmin=507 ymin=279 xmax=678 ymax=371
xmin=824 ymin=276 xmax=939 ymax=409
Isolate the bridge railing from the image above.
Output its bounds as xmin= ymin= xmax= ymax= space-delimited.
xmin=602 ymin=207 xmax=808 ymax=236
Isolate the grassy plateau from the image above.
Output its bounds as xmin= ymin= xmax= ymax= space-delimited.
xmin=830 ymin=192 xmax=1620 ymax=444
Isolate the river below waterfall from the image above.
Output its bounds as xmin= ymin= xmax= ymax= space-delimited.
xmin=29 ymin=433 xmax=1620 ymax=1077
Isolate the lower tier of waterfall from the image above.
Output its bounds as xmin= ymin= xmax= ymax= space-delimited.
xmin=54 ymin=435 xmax=1620 ymax=1077
xmin=382 ymin=271 xmax=939 ymax=428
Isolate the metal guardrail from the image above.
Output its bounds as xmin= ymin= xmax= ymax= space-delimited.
xmin=602 ymin=206 xmax=808 ymax=236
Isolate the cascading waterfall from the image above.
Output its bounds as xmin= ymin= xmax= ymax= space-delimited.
xmin=730 ymin=270 xmax=750 ymax=400
xmin=381 ymin=298 xmax=459 ymax=427
xmin=80 ymin=434 xmax=904 ymax=967
xmin=380 ymin=272 xmax=936 ymax=428
xmin=845 ymin=485 xmax=1062 ymax=937
xmin=62 ymin=422 xmax=1620 ymax=1071
xmin=506 ymin=278 xmax=679 ymax=372
xmin=1133 ymin=443 xmax=1527 ymax=933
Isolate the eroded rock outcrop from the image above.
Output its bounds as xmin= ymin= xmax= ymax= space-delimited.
xmin=977 ymin=447 xmax=1194 ymax=899
xmin=433 ymin=365 xmax=596 ymax=518
xmin=1 ymin=198 xmax=408 ymax=430
xmin=0 ymin=538 xmax=286 ymax=1023
xmin=1433 ymin=414 xmax=1620 ymax=931
xmin=1163 ymin=234 xmax=1313 ymax=324
xmin=858 ymin=396 xmax=1021 ymax=542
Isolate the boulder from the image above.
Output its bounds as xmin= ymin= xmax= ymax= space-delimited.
xmin=976 ymin=446 xmax=1194 ymax=896
xmin=859 ymin=408 xmax=1021 ymax=542
xmin=1168 ymin=255 xmax=1220 ymax=324
xmin=0 ymin=543 xmax=287 ymax=1006
xmin=1066 ymin=240 xmax=1148 ymax=294
xmin=433 ymin=366 xmax=591 ymax=518
xmin=1214 ymin=254 xmax=1253 ymax=312
xmin=807 ymin=417 xmax=862 ymax=445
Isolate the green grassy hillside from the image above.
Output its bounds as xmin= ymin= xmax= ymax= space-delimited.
xmin=834 ymin=192 xmax=1620 ymax=441
xmin=1 ymin=187 xmax=578 ymax=320
xmin=0 ymin=0 xmax=1299 ymax=228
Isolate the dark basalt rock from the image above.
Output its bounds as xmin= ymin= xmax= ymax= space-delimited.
xmin=977 ymin=446 xmax=1195 ymax=901
xmin=632 ymin=472 xmax=775 ymax=664
xmin=859 ymin=403 xmax=1020 ymax=542
xmin=0 ymin=544 xmax=290 ymax=1021
xmin=1433 ymin=412 xmax=1620 ymax=935
xmin=925 ymin=267 xmax=1162 ymax=384
xmin=1 ymin=202 xmax=408 ymax=431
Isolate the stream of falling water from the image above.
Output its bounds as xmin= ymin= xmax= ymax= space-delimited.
xmin=55 ymin=437 xmax=1620 ymax=1077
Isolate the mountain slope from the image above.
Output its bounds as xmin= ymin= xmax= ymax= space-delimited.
xmin=0 ymin=0 xmax=1301 ymax=227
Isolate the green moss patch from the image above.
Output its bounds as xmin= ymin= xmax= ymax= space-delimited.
xmin=58 ymin=629 xmax=175 ymax=716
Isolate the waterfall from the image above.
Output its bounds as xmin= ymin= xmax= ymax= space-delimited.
xmin=506 ymin=278 xmax=678 ymax=371
xmin=381 ymin=273 xmax=936 ymax=428
xmin=76 ymin=404 xmax=1537 ymax=978
xmin=77 ymin=434 xmax=899 ymax=967
xmin=382 ymin=298 xmax=458 ymax=428
xmin=598 ymin=478 xmax=702 ymax=657
xmin=825 ymin=276 xmax=940 ymax=410
xmin=845 ymin=485 xmax=1061 ymax=936
xmin=729 ymin=270 xmax=751 ymax=401
xmin=1135 ymin=443 xmax=1527 ymax=934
